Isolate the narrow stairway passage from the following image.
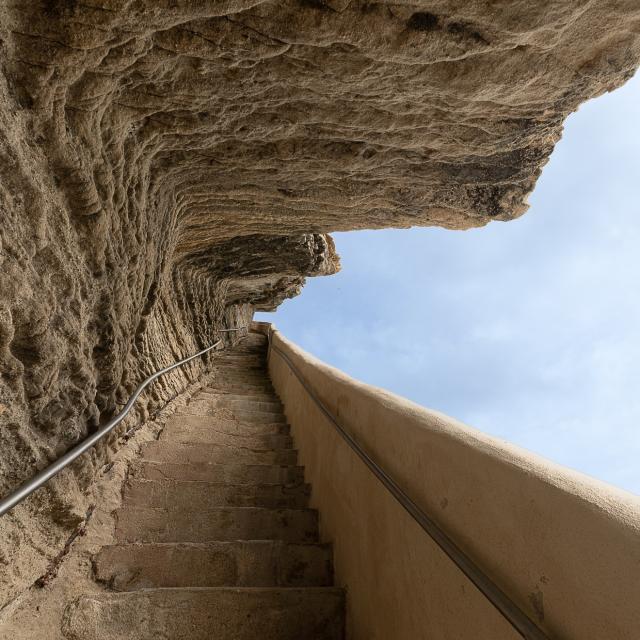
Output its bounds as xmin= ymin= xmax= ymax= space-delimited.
xmin=62 ymin=332 xmax=345 ymax=640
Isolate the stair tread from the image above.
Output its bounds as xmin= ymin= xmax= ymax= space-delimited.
xmin=115 ymin=506 xmax=320 ymax=543
xmin=131 ymin=460 xmax=305 ymax=484
xmin=159 ymin=421 xmax=292 ymax=447
xmin=170 ymin=412 xmax=289 ymax=434
xmin=63 ymin=588 xmax=344 ymax=640
xmin=123 ymin=478 xmax=311 ymax=509
xmin=94 ymin=541 xmax=333 ymax=589
xmin=140 ymin=441 xmax=298 ymax=465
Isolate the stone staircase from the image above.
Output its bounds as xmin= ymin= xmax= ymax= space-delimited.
xmin=62 ymin=332 xmax=345 ymax=640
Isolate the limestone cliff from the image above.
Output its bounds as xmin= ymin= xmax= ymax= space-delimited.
xmin=0 ymin=0 xmax=638 ymax=608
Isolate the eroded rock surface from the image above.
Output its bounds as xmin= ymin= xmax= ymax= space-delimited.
xmin=0 ymin=0 xmax=638 ymax=607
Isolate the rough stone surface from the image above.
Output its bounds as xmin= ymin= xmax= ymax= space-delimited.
xmin=1 ymin=0 xmax=639 ymax=608
xmin=0 ymin=332 xmax=344 ymax=638
xmin=62 ymin=588 xmax=345 ymax=640
xmin=93 ymin=541 xmax=334 ymax=589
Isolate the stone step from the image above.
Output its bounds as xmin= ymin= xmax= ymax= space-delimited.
xmin=209 ymin=371 xmax=270 ymax=379
xmin=219 ymin=352 xmax=266 ymax=359
xmin=124 ymin=478 xmax=311 ymax=509
xmin=215 ymin=355 xmax=265 ymax=362
xmin=131 ymin=460 xmax=305 ymax=484
xmin=212 ymin=372 xmax=269 ymax=381
xmin=196 ymin=389 xmax=280 ymax=403
xmin=212 ymin=364 xmax=268 ymax=373
xmin=228 ymin=409 xmax=287 ymax=424
xmin=212 ymin=368 xmax=269 ymax=377
xmin=93 ymin=541 xmax=333 ymax=589
xmin=159 ymin=416 xmax=292 ymax=447
xmin=114 ymin=507 xmax=319 ymax=543
xmin=214 ymin=354 xmax=264 ymax=360
xmin=213 ymin=350 xmax=267 ymax=358
xmin=210 ymin=384 xmax=275 ymax=394
xmin=176 ymin=403 xmax=287 ymax=425
xmin=165 ymin=414 xmax=290 ymax=437
xmin=209 ymin=373 xmax=271 ymax=381
xmin=140 ymin=441 xmax=297 ymax=466
xmin=212 ymin=390 xmax=280 ymax=400
xmin=63 ymin=588 xmax=344 ymax=640
xmin=199 ymin=388 xmax=281 ymax=400
xmin=187 ymin=396 xmax=281 ymax=415
xmin=206 ymin=382 xmax=275 ymax=394
xmin=199 ymin=396 xmax=284 ymax=413
xmin=185 ymin=398 xmax=283 ymax=416
xmin=218 ymin=362 xmax=266 ymax=368
xmin=207 ymin=372 xmax=275 ymax=393
xmin=227 ymin=348 xmax=266 ymax=355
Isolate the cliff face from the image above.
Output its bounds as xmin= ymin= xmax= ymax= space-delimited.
xmin=0 ymin=0 xmax=638 ymax=607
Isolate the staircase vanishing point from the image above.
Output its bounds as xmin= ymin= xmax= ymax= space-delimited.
xmin=62 ymin=332 xmax=345 ymax=639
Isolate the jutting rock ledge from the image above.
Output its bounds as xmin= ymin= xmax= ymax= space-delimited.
xmin=0 ymin=0 xmax=638 ymax=608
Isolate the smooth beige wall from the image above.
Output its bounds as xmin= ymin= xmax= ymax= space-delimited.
xmin=259 ymin=323 xmax=640 ymax=640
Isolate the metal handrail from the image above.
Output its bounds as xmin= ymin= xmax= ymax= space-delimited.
xmin=267 ymin=328 xmax=549 ymax=640
xmin=0 ymin=327 xmax=247 ymax=518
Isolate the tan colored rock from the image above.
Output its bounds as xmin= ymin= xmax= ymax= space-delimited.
xmin=93 ymin=541 xmax=333 ymax=590
xmin=62 ymin=588 xmax=345 ymax=640
xmin=1 ymin=0 xmax=639 ymax=606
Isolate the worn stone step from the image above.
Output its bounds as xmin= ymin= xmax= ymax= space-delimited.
xmin=115 ymin=507 xmax=319 ymax=543
xmin=199 ymin=389 xmax=281 ymax=404
xmin=212 ymin=372 xmax=269 ymax=382
xmin=159 ymin=416 xmax=292 ymax=447
xmin=212 ymin=368 xmax=269 ymax=377
xmin=94 ymin=541 xmax=333 ymax=589
xmin=209 ymin=374 xmax=271 ymax=383
xmin=207 ymin=388 xmax=275 ymax=399
xmin=212 ymin=358 xmax=266 ymax=365
xmin=191 ymin=407 xmax=288 ymax=427
xmin=124 ymin=478 xmax=311 ymax=509
xmin=196 ymin=389 xmax=280 ymax=403
xmin=160 ymin=427 xmax=292 ymax=448
xmin=209 ymin=371 xmax=270 ymax=379
xmin=186 ymin=393 xmax=284 ymax=417
xmin=186 ymin=395 xmax=282 ymax=415
xmin=213 ymin=351 xmax=266 ymax=359
xmin=213 ymin=359 xmax=267 ymax=368
xmin=228 ymin=409 xmax=287 ymax=424
xmin=141 ymin=441 xmax=297 ymax=465
xmin=163 ymin=414 xmax=290 ymax=438
xmin=199 ymin=396 xmax=284 ymax=413
xmin=211 ymin=384 xmax=275 ymax=394
xmin=212 ymin=390 xmax=279 ymax=400
xmin=214 ymin=353 xmax=266 ymax=360
xmin=206 ymin=382 xmax=275 ymax=394
xmin=212 ymin=364 xmax=267 ymax=373
xmin=63 ymin=588 xmax=344 ymax=640
xmin=210 ymin=375 xmax=275 ymax=394
xmin=229 ymin=345 xmax=267 ymax=353
xmin=131 ymin=460 xmax=305 ymax=484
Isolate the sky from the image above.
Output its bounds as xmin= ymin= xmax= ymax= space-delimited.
xmin=256 ymin=72 xmax=640 ymax=496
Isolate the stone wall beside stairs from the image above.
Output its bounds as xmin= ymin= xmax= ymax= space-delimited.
xmin=264 ymin=323 xmax=640 ymax=640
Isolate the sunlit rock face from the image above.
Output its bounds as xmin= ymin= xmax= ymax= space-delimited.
xmin=0 ymin=0 xmax=638 ymax=605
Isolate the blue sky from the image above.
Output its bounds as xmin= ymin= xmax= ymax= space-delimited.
xmin=257 ymin=73 xmax=640 ymax=496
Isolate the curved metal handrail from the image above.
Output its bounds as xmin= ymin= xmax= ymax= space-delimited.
xmin=267 ymin=327 xmax=549 ymax=640
xmin=0 ymin=327 xmax=247 ymax=518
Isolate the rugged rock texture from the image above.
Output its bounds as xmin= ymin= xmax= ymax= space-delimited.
xmin=0 ymin=0 xmax=639 ymax=609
